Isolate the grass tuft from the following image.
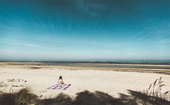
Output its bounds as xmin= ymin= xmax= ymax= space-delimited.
xmin=0 ymin=88 xmax=38 ymax=105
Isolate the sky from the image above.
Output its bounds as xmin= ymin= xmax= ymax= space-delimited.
xmin=0 ymin=0 xmax=170 ymax=61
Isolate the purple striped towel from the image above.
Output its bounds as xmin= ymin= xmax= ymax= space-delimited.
xmin=47 ymin=84 xmax=71 ymax=90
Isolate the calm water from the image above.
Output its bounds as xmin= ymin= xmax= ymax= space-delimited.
xmin=11 ymin=60 xmax=170 ymax=69
xmin=1 ymin=59 xmax=170 ymax=64
xmin=73 ymin=64 xmax=170 ymax=69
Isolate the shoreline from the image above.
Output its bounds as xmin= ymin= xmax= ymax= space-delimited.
xmin=1 ymin=62 xmax=170 ymax=75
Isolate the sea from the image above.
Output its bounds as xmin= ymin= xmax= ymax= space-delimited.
xmin=0 ymin=59 xmax=170 ymax=69
xmin=0 ymin=59 xmax=170 ymax=64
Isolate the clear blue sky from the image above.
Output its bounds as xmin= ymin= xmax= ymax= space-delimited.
xmin=0 ymin=0 xmax=170 ymax=60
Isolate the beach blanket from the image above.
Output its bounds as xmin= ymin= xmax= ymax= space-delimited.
xmin=47 ymin=84 xmax=71 ymax=90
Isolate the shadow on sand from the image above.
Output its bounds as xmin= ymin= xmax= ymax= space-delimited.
xmin=0 ymin=88 xmax=170 ymax=105
xmin=37 ymin=90 xmax=170 ymax=105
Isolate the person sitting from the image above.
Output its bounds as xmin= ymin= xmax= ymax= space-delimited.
xmin=47 ymin=75 xmax=71 ymax=90
xmin=57 ymin=76 xmax=64 ymax=87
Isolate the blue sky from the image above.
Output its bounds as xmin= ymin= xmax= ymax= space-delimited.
xmin=0 ymin=0 xmax=170 ymax=60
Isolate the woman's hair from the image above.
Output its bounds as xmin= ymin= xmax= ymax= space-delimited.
xmin=59 ymin=76 xmax=62 ymax=79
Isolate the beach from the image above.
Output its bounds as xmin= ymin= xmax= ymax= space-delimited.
xmin=0 ymin=62 xmax=170 ymax=99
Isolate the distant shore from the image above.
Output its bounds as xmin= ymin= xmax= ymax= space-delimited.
xmin=1 ymin=61 xmax=170 ymax=75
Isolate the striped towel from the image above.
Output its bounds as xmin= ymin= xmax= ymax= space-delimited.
xmin=47 ymin=84 xmax=71 ymax=90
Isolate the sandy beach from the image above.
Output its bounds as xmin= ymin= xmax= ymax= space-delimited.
xmin=0 ymin=62 xmax=170 ymax=99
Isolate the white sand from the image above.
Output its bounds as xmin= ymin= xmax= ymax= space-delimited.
xmin=0 ymin=67 xmax=170 ymax=99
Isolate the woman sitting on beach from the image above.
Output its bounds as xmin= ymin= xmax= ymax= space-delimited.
xmin=47 ymin=75 xmax=71 ymax=90
xmin=57 ymin=76 xmax=64 ymax=87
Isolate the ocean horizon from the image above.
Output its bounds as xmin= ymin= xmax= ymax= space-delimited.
xmin=1 ymin=59 xmax=170 ymax=64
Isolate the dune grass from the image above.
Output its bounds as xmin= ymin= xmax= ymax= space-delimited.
xmin=0 ymin=88 xmax=38 ymax=105
xmin=122 ymin=77 xmax=170 ymax=105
